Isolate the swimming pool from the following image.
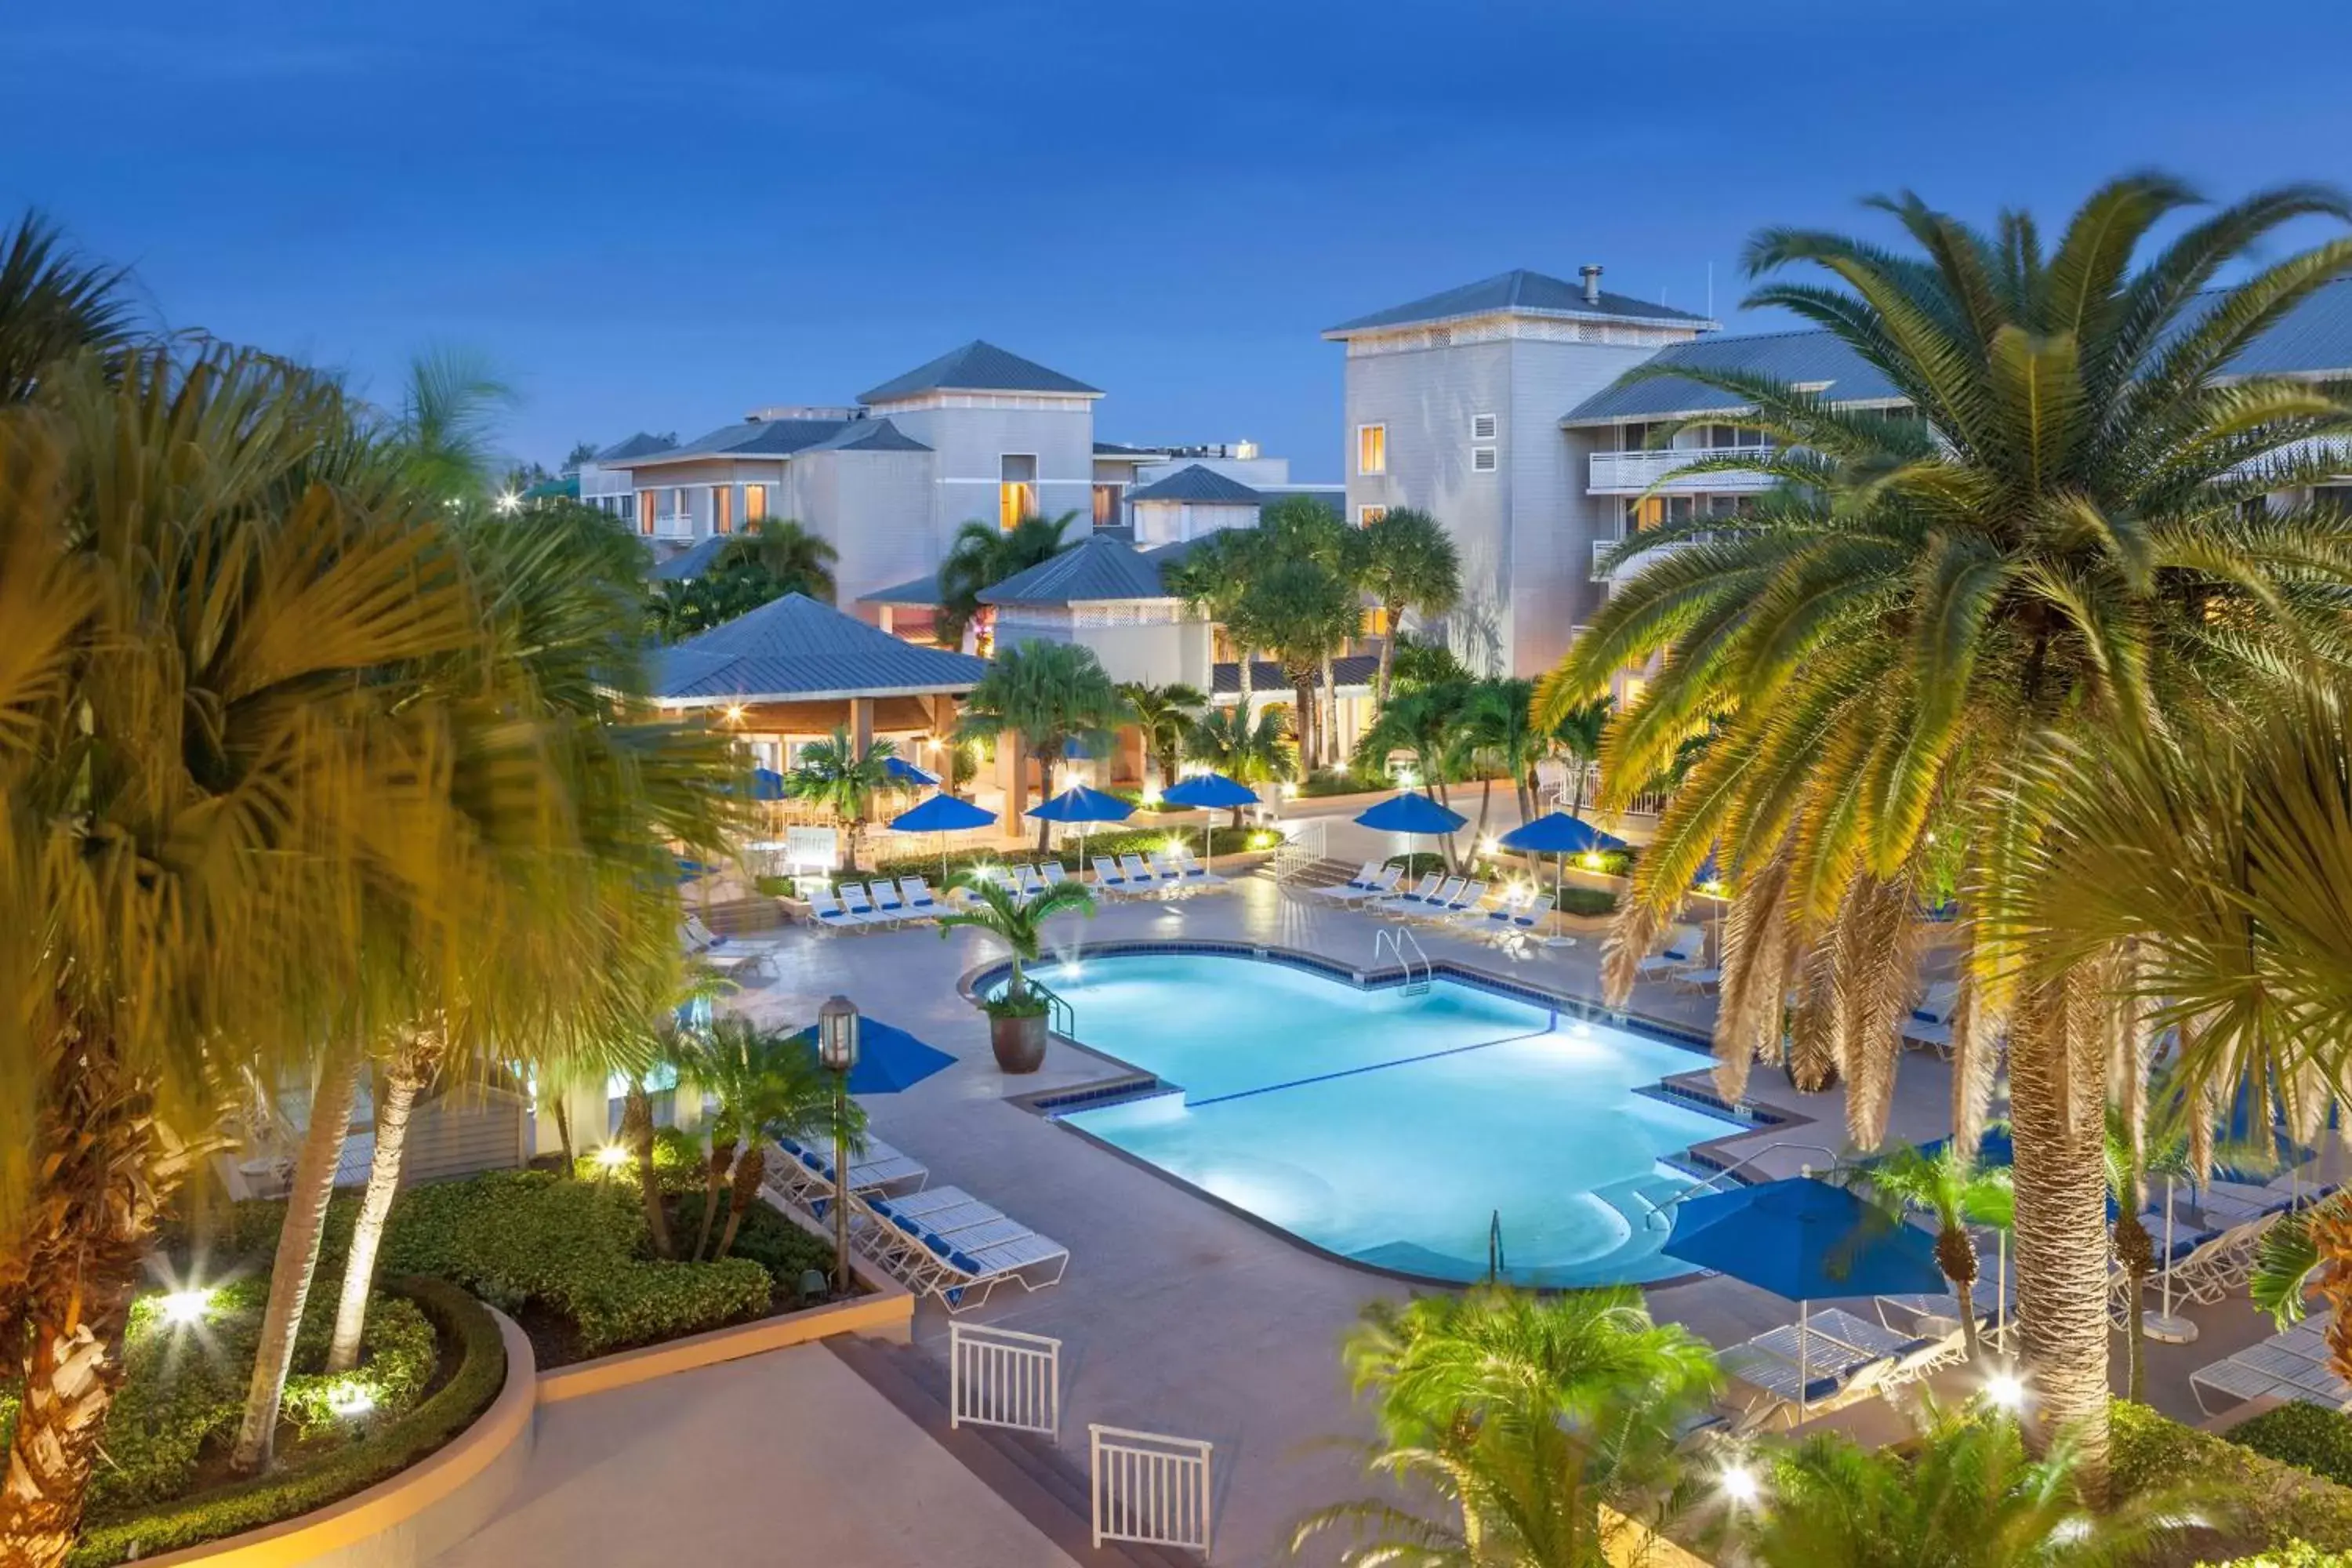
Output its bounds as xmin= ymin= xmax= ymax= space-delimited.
xmin=1021 ymin=950 xmax=1746 ymax=1288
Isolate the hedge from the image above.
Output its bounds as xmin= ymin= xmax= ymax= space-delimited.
xmin=2236 ymin=1403 xmax=2352 ymax=1492
xmin=2113 ymin=1399 xmax=2352 ymax=1555
xmin=866 ymin=826 xmax=1262 ymax=881
xmin=2198 ymin=1547 xmax=2352 ymax=1567
xmin=67 ymin=1277 xmax=507 ymax=1568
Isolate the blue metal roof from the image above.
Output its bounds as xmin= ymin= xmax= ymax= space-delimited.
xmin=650 ymin=535 xmax=729 ymax=582
xmin=856 ymin=569 xmax=943 ymax=606
xmin=811 ymin=417 xmax=932 ymax=453
xmin=594 ymin=431 xmax=678 ymax=462
xmin=858 ymin=339 xmax=1101 ymax=405
xmin=978 ymin=535 xmax=1172 ymax=605
xmin=1327 ymin=268 xmax=1715 ymax=336
xmin=652 ymin=593 xmax=989 ymax=703
xmin=1124 ymin=464 xmax=1264 ymax=506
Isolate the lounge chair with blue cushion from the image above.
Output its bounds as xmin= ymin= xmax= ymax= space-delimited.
xmin=1040 ymin=862 xmax=1077 ymax=891
xmin=864 ymin=880 xmax=909 ymax=925
xmin=851 ymin=1190 xmax=1070 ymax=1310
xmin=1171 ymin=845 xmax=1225 ymax=886
xmin=804 ymin=885 xmax=862 ymax=932
xmin=1373 ymin=873 xmax=1448 ymax=914
xmin=1632 ymin=925 xmax=1705 ymax=981
xmin=1320 ymin=865 xmax=1403 ymax=906
xmin=836 ymin=881 xmax=891 ymax=926
xmin=1311 ymin=861 xmax=1383 ymax=899
xmin=765 ymin=1133 xmax=928 ymax=1207
xmin=1450 ymin=884 xmax=1527 ymax=934
xmin=1119 ymin=853 xmax=1166 ymax=892
xmin=896 ymin=877 xmax=940 ymax=916
xmin=1091 ymin=855 xmax=1136 ymax=895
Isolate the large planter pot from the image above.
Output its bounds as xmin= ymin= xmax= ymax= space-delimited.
xmin=989 ymin=1011 xmax=1051 ymax=1074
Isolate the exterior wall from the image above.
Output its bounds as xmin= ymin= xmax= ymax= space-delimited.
xmin=1132 ymin=455 xmax=1292 ymax=488
xmin=873 ymin=401 xmax=1096 ymax=546
xmin=991 ymin=604 xmax=1211 ymax=690
xmin=802 ymin=448 xmax=938 ymax=609
xmin=401 ymin=1087 xmax=532 ymax=1188
xmin=1131 ymin=498 xmax=1259 ymax=546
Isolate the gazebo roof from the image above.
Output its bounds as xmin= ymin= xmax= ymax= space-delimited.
xmin=652 ymin=593 xmax=989 ymax=706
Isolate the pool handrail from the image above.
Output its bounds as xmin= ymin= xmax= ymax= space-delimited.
xmin=1639 ymin=1142 xmax=1849 ymax=1231
xmin=1024 ymin=976 xmax=1076 ymax=1039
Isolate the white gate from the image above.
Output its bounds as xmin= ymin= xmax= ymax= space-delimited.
xmin=949 ymin=1321 xmax=1060 ymax=1436
xmin=1091 ymin=1424 xmax=1214 ymax=1555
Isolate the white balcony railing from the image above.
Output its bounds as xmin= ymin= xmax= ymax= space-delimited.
xmin=653 ymin=513 xmax=695 ymax=539
xmin=1588 ymin=445 xmax=1777 ymax=495
xmin=1593 ymin=534 xmax=1710 ymax=582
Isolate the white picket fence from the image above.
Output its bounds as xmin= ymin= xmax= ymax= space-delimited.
xmin=1091 ymin=1424 xmax=1214 ymax=1555
xmin=949 ymin=1321 xmax=1060 ymax=1436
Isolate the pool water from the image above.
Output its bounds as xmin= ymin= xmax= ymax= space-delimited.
xmin=1033 ymin=953 xmax=1738 ymax=1287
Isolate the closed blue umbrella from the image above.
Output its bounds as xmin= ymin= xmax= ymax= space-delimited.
xmin=750 ymin=767 xmax=786 ymax=801
xmin=1160 ymin=771 xmax=1259 ymax=865
xmin=789 ymin=1017 xmax=955 ymax=1094
xmin=1356 ymin=790 xmax=1467 ymax=878
xmin=1500 ymin=811 xmax=1628 ymax=922
xmin=884 ymin=756 xmax=939 ymax=788
xmin=1664 ymin=1176 xmax=1946 ymax=1418
xmin=1029 ymin=784 xmax=1134 ymax=865
xmin=888 ymin=792 xmax=998 ymax=882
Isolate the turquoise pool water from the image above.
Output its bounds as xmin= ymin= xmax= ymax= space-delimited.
xmin=1033 ymin=953 xmax=1738 ymax=1287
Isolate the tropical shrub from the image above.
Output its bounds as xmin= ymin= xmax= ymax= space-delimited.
xmin=2234 ymin=1404 xmax=2352 ymax=1492
xmin=2198 ymin=1545 xmax=2352 ymax=1567
xmin=2113 ymin=1400 xmax=2352 ymax=1555
xmin=866 ymin=827 xmax=1258 ymax=882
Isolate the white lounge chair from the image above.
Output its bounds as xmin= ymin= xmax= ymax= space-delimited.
xmin=896 ymin=877 xmax=941 ymax=916
xmin=836 ymin=881 xmax=888 ymax=926
xmin=764 ymin=1133 xmax=929 ymax=1208
xmin=1633 ymin=924 xmax=1705 ymax=981
xmin=1430 ymin=880 xmax=1488 ymax=918
xmin=1119 ymin=853 xmax=1165 ymax=892
xmin=1507 ymin=895 xmax=1555 ymax=933
xmin=1321 ymin=865 xmax=1404 ymax=906
xmin=1146 ymin=850 xmax=1187 ymax=889
xmin=1452 ymin=885 xmax=1529 ymax=935
xmin=1011 ymin=864 xmax=1048 ymax=902
xmin=2192 ymin=1308 xmax=2349 ymax=1416
xmin=856 ymin=1190 xmax=1070 ymax=1311
xmin=804 ymin=885 xmax=862 ymax=932
xmin=1091 ymin=855 xmax=1137 ymax=895
xmin=1171 ymin=845 xmax=1225 ymax=886
xmin=864 ymin=880 xmax=909 ymax=924
xmin=1040 ymin=862 xmax=1077 ymax=891
xmin=1312 ymin=861 xmax=1384 ymax=899
xmin=1374 ymin=872 xmax=1448 ymax=914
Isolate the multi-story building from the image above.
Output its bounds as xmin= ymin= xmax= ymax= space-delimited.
xmin=1330 ymin=266 xmax=2352 ymax=679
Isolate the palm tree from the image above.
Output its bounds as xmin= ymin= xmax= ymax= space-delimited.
xmin=1118 ymin=680 xmax=1207 ymax=793
xmin=1184 ymin=706 xmax=1295 ymax=826
xmin=937 ymin=510 xmax=1074 ymax=650
xmin=956 ymin=641 xmax=1131 ymax=851
xmin=784 ymin=727 xmax=898 ymax=868
xmin=1237 ymin=554 xmax=1363 ymax=772
xmin=0 ymin=211 xmax=139 ymax=404
xmin=0 ymin=346 xmax=504 ymax=1559
xmin=711 ymin=516 xmax=839 ymax=602
xmin=1846 ymin=1142 xmax=2013 ymax=1363
xmin=678 ymin=1018 xmax=863 ymax=1262
xmin=1356 ymin=683 xmax=1475 ymax=866
xmin=1293 ymin=1287 xmax=1719 ymax=1567
xmin=1164 ymin=528 xmax=1262 ymax=712
xmin=1737 ymin=1400 xmax=2212 ymax=1568
xmin=1356 ymin=506 xmax=1461 ymax=706
xmin=1530 ymin=176 xmax=2352 ymax=1487
xmin=391 ymin=344 xmax=516 ymax=503
xmin=1259 ymin=496 xmax=1363 ymax=769
xmin=937 ymin=876 xmax=1096 ymax=1009
xmin=1465 ymin=677 xmax=1543 ymax=837
xmin=1548 ymin=698 xmax=1611 ymax=818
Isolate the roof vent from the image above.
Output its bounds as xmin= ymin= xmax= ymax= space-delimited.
xmin=1579 ymin=265 xmax=1603 ymax=305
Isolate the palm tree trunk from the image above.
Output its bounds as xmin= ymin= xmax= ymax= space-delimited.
xmin=230 ymin=1042 xmax=365 ymax=1475
xmin=1934 ymin=1224 xmax=1984 ymax=1363
xmin=1236 ymin=643 xmax=1254 ymax=713
xmin=0 ymin=1035 xmax=207 ymax=1568
xmin=1291 ymin=679 xmax=1316 ymax=772
xmin=622 ymin=1086 xmax=673 ymax=1259
xmin=1319 ymin=650 xmax=1337 ymax=773
xmin=550 ymin=1094 xmax=575 ymax=1174
xmin=695 ymin=1138 xmax=736 ymax=1263
xmin=1034 ymin=745 xmax=1055 ymax=855
xmin=2006 ymin=971 xmax=2112 ymax=1498
xmin=325 ymin=1052 xmax=425 ymax=1374
xmin=1375 ymin=603 xmax=1397 ymax=707
xmin=713 ymin=1145 xmax=768 ymax=1260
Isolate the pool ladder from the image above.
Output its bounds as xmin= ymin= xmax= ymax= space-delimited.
xmin=1026 ymin=978 xmax=1076 ymax=1039
xmin=1373 ymin=927 xmax=1432 ymax=996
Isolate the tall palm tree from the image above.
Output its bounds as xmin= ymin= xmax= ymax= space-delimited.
xmin=937 ymin=510 xmax=1074 ymax=650
xmin=1737 ymin=1401 xmax=2211 ymax=1568
xmin=1356 ymin=506 xmax=1461 ymax=706
xmin=1184 ymin=706 xmax=1295 ymax=826
xmin=0 ymin=346 xmax=500 ymax=1561
xmin=1548 ymin=698 xmax=1612 ymax=818
xmin=1259 ymin=496 xmax=1363 ymax=768
xmin=711 ymin=516 xmax=839 ymax=602
xmin=1294 ymin=1287 xmax=1719 ymax=1568
xmin=1117 ymin=680 xmax=1207 ymax=793
xmin=956 ymin=641 xmax=1131 ymax=851
xmin=391 ymin=344 xmax=515 ymax=504
xmin=1238 ymin=555 xmax=1363 ymax=772
xmin=677 ymin=1018 xmax=863 ymax=1262
xmin=1465 ymin=677 xmax=1543 ymax=837
xmin=0 ymin=212 xmax=139 ymax=404
xmin=1845 ymin=1142 xmax=2013 ymax=1363
xmin=783 ymin=727 xmax=897 ymax=868
xmin=1531 ymin=176 xmax=2352 ymax=1486
xmin=1164 ymin=528 xmax=1261 ymax=711
xmin=1356 ymin=683 xmax=1475 ymax=868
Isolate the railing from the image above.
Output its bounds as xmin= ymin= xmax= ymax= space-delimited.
xmin=1091 ymin=1425 xmax=1214 ymax=1556
xmin=1592 ymin=533 xmax=1710 ymax=581
xmin=1025 ymin=977 xmax=1076 ymax=1039
xmin=1374 ymin=926 xmax=1431 ymax=995
xmin=1588 ymin=445 xmax=1777 ymax=494
xmin=1643 ymin=1142 xmax=1846 ymax=1230
xmin=653 ymin=512 xmax=695 ymax=539
xmin=949 ymin=1322 xmax=1060 ymax=1436
xmin=1269 ymin=818 xmax=1326 ymax=880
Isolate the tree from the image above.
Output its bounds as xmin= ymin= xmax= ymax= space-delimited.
xmin=937 ymin=510 xmax=1074 ymax=650
xmin=1258 ymin=496 xmax=1363 ymax=771
xmin=1465 ymin=677 xmax=1543 ymax=836
xmin=936 ymin=876 xmax=1096 ymax=1009
xmin=0 ymin=212 xmax=138 ymax=404
xmin=390 ymin=344 xmax=516 ymax=504
xmin=783 ymin=727 xmax=898 ymax=868
xmin=1737 ymin=1400 xmax=2211 ymax=1568
xmin=0 ymin=347 xmax=505 ymax=1560
xmin=1117 ymin=681 xmax=1207 ymax=793
xmin=1532 ymin=175 xmax=2352 ymax=1488
xmin=1844 ymin=1142 xmax=2013 ymax=1363
xmin=1356 ymin=681 xmax=1475 ymax=866
xmin=564 ymin=439 xmax=601 ymax=469
xmin=677 ymin=1018 xmax=863 ymax=1262
xmin=1548 ymin=698 xmax=1612 ymax=817
xmin=1293 ymin=1287 xmax=1719 ymax=1568
xmin=1184 ymin=706 xmax=1295 ymax=826
xmin=1164 ymin=528 xmax=1261 ymax=711
xmin=956 ymin=641 xmax=1131 ymax=851
xmin=1357 ymin=506 xmax=1461 ymax=706
xmin=1233 ymin=555 xmax=1359 ymax=772
xmin=711 ymin=516 xmax=839 ymax=603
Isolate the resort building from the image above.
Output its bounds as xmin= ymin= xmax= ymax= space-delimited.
xmin=1331 ymin=266 xmax=2352 ymax=677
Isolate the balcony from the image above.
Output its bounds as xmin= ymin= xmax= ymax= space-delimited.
xmin=653 ymin=513 xmax=695 ymax=540
xmin=1593 ymin=534 xmax=1710 ymax=583
xmin=1588 ymin=445 xmax=1777 ymax=495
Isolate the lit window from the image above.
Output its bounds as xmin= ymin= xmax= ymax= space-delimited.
xmin=1092 ymin=482 xmax=1122 ymax=527
xmin=999 ymin=455 xmax=1038 ymax=530
xmin=1358 ymin=505 xmax=1387 ymax=527
xmin=1472 ymin=413 xmax=1497 ymax=441
xmin=713 ymin=486 xmax=733 ymax=535
xmin=1357 ymin=424 xmax=1387 ymax=475
xmin=744 ymin=484 xmax=768 ymax=521
xmin=637 ymin=491 xmax=655 ymax=536
xmin=1619 ymin=675 xmax=1648 ymax=709
xmin=1472 ymin=447 xmax=1497 ymax=473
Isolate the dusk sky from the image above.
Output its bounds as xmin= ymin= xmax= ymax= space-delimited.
xmin=9 ymin=1 xmax=2351 ymax=481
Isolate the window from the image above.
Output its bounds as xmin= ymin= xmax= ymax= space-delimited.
xmin=1357 ymin=424 xmax=1387 ymax=475
xmin=1619 ymin=422 xmax=1655 ymax=452
xmin=1733 ymin=426 xmax=1766 ymax=449
xmin=1472 ymin=412 xmax=1497 ymax=441
xmin=999 ymin=454 xmax=1037 ymax=530
xmin=637 ymin=490 xmax=655 ymax=535
xmin=1092 ymin=482 xmax=1123 ymax=528
xmin=1358 ymin=505 xmax=1387 ymax=527
xmin=744 ymin=484 xmax=768 ymax=521
xmin=713 ymin=485 xmax=733 ymax=535
xmin=1472 ymin=447 xmax=1497 ymax=473
xmin=1622 ymin=495 xmax=1662 ymax=533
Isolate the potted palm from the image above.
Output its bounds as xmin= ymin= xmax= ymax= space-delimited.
xmin=938 ymin=874 xmax=1094 ymax=1073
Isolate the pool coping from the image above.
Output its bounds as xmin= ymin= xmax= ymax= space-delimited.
xmin=959 ymin=938 xmax=1817 ymax=1294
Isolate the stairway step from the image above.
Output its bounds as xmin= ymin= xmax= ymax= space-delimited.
xmin=699 ymin=896 xmax=786 ymax=936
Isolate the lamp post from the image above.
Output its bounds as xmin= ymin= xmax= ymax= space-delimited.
xmin=816 ymin=994 xmax=861 ymax=1296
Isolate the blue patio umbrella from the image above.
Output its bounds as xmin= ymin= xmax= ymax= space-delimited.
xmin=1160 ymin=771 xmax=1259 ymax=865
xmin=884 ymin=755 xmax=939 ymax=788
xmin=788 ymin=1016 xmax=955 ymax=1094
xmin=1356 ymin=790 xmax=1468 ymax=874
xmin=1500 ymin=811 xmax=1629 ymax=922
xmin=750 ymin=767 xmax=786 ymax=801
xmin=887 ymin=792 xmax=998 ymax=882
xmin=1028 ymin=784 xmax=1134 ymax=865
xmin=1664 ymin=1176 xmax=1947 ymax=1418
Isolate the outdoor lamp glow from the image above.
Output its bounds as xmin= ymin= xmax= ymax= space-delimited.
xmin=1581 ymin=851 xmax=1603 ymax=870
xmin=158 ymin=1288 xmax=212 ymax=1327
xmin=1984 ymin=1370 xmax=2028 ymax=1411
xmin=594 ymin=1143 xmax=631 ymax=1171
xmin=326 ymin=1381 xmax=376 ymax=1417
xmin=1719 ymin=1462 xmax=1760 ymax=1505
xmin=817 ymin=993 xmax=862 ymax=1073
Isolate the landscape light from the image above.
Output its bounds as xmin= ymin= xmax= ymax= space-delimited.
xmin=1478 ymin=837 xmax=1499 ymax=858
xmin=1719 ymin=1462 xmax=1760 ymax=1505
xmin=722 ymin=703 xmax=747 ymax=726
xmin=1581 ymin=851 xmax=1604 ymax=870
xmin=594 ymin=1143 xmax=632 ymax=1171
xmin=495 ymin=490 xmax=521 ymax=514
xmin=1984 ymin=1370 xmax=2028 ymax=1411
xmin=158 ymin=1288 xmax=213 ymax=1327
xmin=327 ymin=1381 xmax=376 ymax=1417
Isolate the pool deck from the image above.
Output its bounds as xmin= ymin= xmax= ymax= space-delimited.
xmin=724 ymin=867 xmax=2002 ymax=1564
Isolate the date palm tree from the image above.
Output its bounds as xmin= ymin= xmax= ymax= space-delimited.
xmin=390 ymin=344 xmax=515 ymax=503
xmin=1356 ymin=506 xmax=1461 ymax=706
xmin=677 ymin=1018 xmax=862 ymax=1262
xmin=1117 ymin=680 xmax=1207 ymax=793
xmin=1184 ymin=706 xmax=1294 ymax=826
xmin=711 ymin=516 xmax=839 ymax=602
xmin=1293 ymin=1287 xmax=1719 ymax=1568
xmin=783 ymin=727 xmax=898 ymax=869
xmin=1845 ymin=1142 xmax=2013 ymax=1363
xmin=956 ymin=641 xmax=1131 ymax=851
xmin=0 ymin=211 xmax=139 ymax=404
xmin=937 ymin=510 xmax=1073 ymax=651
xmin=1532 ymin=175 xmax=2352 ymax=1488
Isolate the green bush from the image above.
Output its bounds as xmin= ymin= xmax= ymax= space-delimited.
xmin=1555 ymin=885 xmax=1619 ymax=917
xmin=1300 ymin=767 xmax=1390 ymax=798
xmin=68 ymin=1278 xmax=507 ymax=1568
xmin=2114 ymin=1399 xmax=2352 ymax=1555
xmin=753 ymin=873 xmax=796 ymax=897
xmin=866 ymin=826 xmax=1258 ymax=882
xmin=379 ymin=1170 xmax=770 ymax=1355
xmin=2236 ymin=1403 xmax=2352 ymax=1490
xmin=670 ymin=1192 xmax=836 ymax=1306
xmin=2199 ymin=1545 xmax=2352 ymax=1567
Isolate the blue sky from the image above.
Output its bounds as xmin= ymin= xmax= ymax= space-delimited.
xmin=8 ymin=1 xmax=2351 ymax=481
